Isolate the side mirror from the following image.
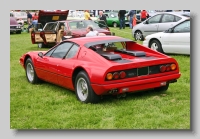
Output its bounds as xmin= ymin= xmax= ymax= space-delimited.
xmin=144 ymin=20 xmax=148 ymax=24
xmin=38 ymin=52 xmax=44 ymax=58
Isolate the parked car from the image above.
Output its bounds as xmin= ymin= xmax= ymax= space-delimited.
xmin=10 ymin=11 xmax=27 ymax=25
xmin=19 ymin=36 xmax=181 ymax=103
xmin=10 ymin=17 xmax=22 ymax=34
xmin=103 ymin=11 xmax=129 ymax=27
xmin=132 ymin=12 xmax=190 ymax=41
xmin=31 ymin=10 xmax=114 ymax=48
xmin=143 ymin=19 xmax=190 ymax=55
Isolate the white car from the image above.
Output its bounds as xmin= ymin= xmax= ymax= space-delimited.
xmin=132 ymin=12 xmax=190 ymax=41
xmin=143 ymin=19 xmax=190 ymax=55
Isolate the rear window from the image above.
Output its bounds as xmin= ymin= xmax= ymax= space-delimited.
xmin=175 ymin=16 xmax=182 ymax=22
xmin=43 ymin=22 xmax=57 ymax=31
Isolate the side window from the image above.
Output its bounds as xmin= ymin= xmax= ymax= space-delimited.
xmin=69 ymin=21 xmax=78 ymax=29
xmin=175 ymin=16 xmax=182 ymax=22
xmin=148 ymin=14 xmax=162 ymax=24
xmin=51 ymin=42 xmax=73 ymax=58
xmin=173 ymin=20 xmax=190 ymax=33
xmin=10 ymin=13 xmax=13 ymax=17
xmin=65 ymin=44 xmax=79 ymax=59
xmin=161 ymin=14 xmax=175 ymax=23
xmin=77 ymin=21 xmax=85 ymax=29
xmin=45 ymin=47 xmax=56 ymax=57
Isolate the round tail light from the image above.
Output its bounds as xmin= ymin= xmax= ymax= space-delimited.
xmin=170 ymin=64 xmax=176 ymax=70
xmin=166 ymin=64 xmax=171 ymax=71
xmin=106 ymin=73 xmax=113 ymax=80
xmin=119 ymin=71 xmax=126 ymax=78
xmin=160 ymin=65 xmax=166 ymax=72
xmin=113 ymin=72 xmax=119 ymax=79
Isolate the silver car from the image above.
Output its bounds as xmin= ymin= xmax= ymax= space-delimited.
xmin=132 ymin=12 xmax=190 ymax=41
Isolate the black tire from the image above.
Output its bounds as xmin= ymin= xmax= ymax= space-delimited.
xmin=38 ymin=43 xmax=46 ymax=48
xmin=25 ymin=58 xmax=41 ymax=84
xmin=149 ymin=39 xmax=163 ymax=53
xmin=75 ymin=71 xmax=100 ymax=103
xmin=154 ymin=82 xmax=169 ymax=92
xmin=134 ymin=30 xmax=144 ymax=41
xmin=16 ymin=31 xmax=21 ymax=34
xmin=113 ymin=22 xmax=118 ymax=28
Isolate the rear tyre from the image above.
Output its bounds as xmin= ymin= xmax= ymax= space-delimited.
xmin=149 ymin=39 xmax=163 ymax=53
xmin=75 ymin=71 xmax=100 ymax=103
xmin=154 ymin=82 xmax=169 ymax=92
xmin=25 ymin=58 xmax=41 ymax=84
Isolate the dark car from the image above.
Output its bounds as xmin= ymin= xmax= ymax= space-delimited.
xmin=10 ymin=17 xmax=22 ymax=34
xmin=31 ymin=10 xmax=114 ymax=48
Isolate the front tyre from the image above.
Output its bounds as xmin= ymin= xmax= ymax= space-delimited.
xmin=25 ymin=58 xmax=41 ymax=84
xmin=75 ymin=71 xmax=100 ymax=103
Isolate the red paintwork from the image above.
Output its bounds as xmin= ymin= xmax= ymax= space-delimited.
xmin=20 ymin=36 xmax=181 ymax=95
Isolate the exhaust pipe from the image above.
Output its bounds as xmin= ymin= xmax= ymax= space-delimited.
xmin=117 ymin=93 xmax=126 ymax=98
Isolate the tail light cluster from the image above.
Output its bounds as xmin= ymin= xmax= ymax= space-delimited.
xmin=106 ymin=71 xmax=126 ymax=80
xmin=106 ymin=63 xmax=177 ymax=81
xmin=160 ymin=63 xmax=177 ymax=72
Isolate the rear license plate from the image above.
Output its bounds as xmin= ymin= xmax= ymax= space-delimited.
xmin=137 ymin=67 xmax=149 ymax=76
xmin=52 ymin=16 xmax=59 ymax=20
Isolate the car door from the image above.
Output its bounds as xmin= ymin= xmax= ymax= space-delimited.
xmin=31 ymin=22 xmax=58 ymax=44
xmin=158 ymin=14 xmax=179 ymax=32
xmin=40 ymin=22 xmax=59 ymax=44
xmin=57 ymin=43 xmax=80 ymax=90
xmin=30 ymin=23 xmax=44 ymax=44
xmin=162 ymin=20 xmax=190 ymax=54
xmin=143 ymin=14 xmax=162 ymax=36
xmin=35 ymin=42 xmax=74 ymax=84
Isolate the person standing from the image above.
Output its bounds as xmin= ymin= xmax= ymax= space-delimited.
xmin=98 ymin=11 xmax=107 ymax=24
xmin=132 ymin=14 xmax=140 ymax=28
xmin=140 ymin=10 xmax=148 ymax=21
xmin=84 ymin=10 xmax=92 ymax=20
xmin=118 ymin=10 xmax=126 ymax=29
xmin=26 ymin=11 xmax=32 ymax=33
xmin=126 ymin=10 xmax=136 ymax=29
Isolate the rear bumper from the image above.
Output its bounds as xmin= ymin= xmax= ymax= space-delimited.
xmin=91 ymin=73 xmax=181 ymax=95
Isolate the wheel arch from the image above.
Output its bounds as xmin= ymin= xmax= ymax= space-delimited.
xmin=149 ymin=38 xmax=164 ymax=53
xmin=72 ymin=66 xmax=90 ymax=89
xmin=24 ymin=55 xmax=32 ymax=68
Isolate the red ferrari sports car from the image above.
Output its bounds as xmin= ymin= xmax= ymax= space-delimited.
xmin=20 ymin=36 xmax=181 ymax=103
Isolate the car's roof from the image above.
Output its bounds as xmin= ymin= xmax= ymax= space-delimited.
xmin=153 ymin=12 xmax=190 ymax=18
xmin=64 ymin=36 xmax=133 ymax=48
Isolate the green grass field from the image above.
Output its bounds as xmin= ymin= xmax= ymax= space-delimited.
xmin=10 ymin=27 xmax=190 ymax=129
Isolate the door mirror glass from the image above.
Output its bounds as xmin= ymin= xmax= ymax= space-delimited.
xmin=38 ymin=52 xmax=44 ymax=58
